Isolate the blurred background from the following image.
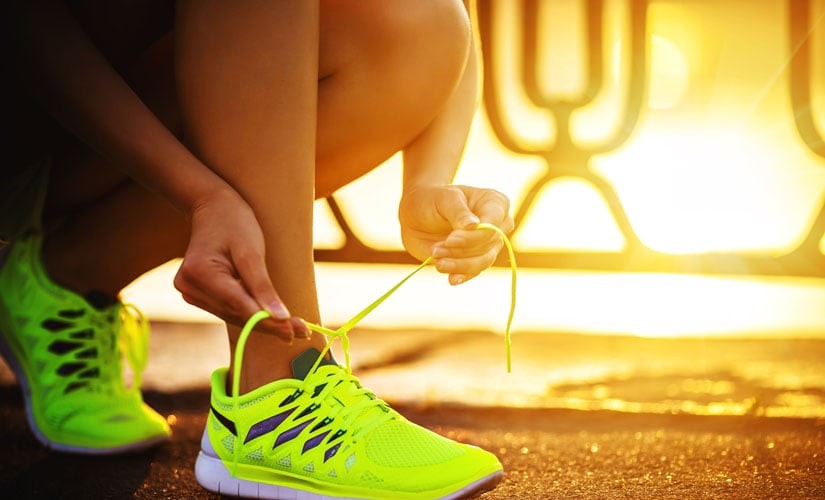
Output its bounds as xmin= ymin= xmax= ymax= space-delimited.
xmin=122 ymin=0 xmax=825 ymax=418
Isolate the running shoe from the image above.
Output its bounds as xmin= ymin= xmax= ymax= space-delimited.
xmin=195 ymin=347 xmax=503 ymax=499
xmin=0 ymin=232 xmax=171 ymax=453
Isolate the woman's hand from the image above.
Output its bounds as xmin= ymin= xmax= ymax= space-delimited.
xmin=399 ymin=185 xmax=514 ymax=285
xmin=173 ymin=188 xmax=309 ymax=341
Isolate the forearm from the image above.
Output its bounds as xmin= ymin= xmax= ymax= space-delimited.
xmin=8 ymin=0 xmax=232 ymax=216
xmin=401 ymin=7 xmax=479 ymax=193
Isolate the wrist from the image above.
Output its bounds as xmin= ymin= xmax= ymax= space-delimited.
xmin=185 ymin=182 xmax=246 ymax=221
xmin=401 ymin=181 xmax=452 ymax=197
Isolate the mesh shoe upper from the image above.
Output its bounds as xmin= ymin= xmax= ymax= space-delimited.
xmin=201 ymin=352 xmax=502 ymax=498
xmin=0 ymin=233 xmax=170 ymax=452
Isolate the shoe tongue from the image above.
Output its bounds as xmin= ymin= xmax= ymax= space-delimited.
xmin=84 ymin=290 xmax=118 ymax=310
xmin=291 ymin=348 xmax=338 ymax=380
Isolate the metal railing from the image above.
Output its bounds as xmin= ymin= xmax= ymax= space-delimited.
xmin=316 ymin=0 xmax=825 ymax=278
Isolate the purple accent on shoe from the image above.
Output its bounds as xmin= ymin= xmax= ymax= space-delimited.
xmin=274 ymin=419 xmax=313 ymax=448
xmin=244 ymin=407 xmax=296 ymax=444
xmin=324 ymin=442 xmax=341 ymax=462
xmin=302 ymin=430 xmax=330 ymax=454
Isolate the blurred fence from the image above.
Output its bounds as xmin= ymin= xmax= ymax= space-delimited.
xmin=315 ymin=0 xmax=825 ymax=278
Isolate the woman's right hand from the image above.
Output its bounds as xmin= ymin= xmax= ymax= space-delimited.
xmin=173 ymin=188 xmax=309 ymax=341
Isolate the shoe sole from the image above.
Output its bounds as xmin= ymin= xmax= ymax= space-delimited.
xmin=0 ymin=327 xmax=169 ymax=455
xmin=195 ymin=448 xmax=503 ymax=500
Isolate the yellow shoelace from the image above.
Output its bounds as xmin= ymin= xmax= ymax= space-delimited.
xmin=233 ymin=222 xmax=517 ymax=401
xmin=230 ymin=223 xmax=515 ymax=475
xmin=119 ymin=303 xmax=150 ymax=392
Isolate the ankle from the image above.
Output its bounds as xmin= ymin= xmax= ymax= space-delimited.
xmin=231 ymin=335 xmax=327 ymax=394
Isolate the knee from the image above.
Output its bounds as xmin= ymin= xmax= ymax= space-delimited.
xmin=387 ymin=1 xmax=471 ymax=70
xmin=370 ymin=1 xmax=471 ymax=100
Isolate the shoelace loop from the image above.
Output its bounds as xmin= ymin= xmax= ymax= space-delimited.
xmin=230 ymin=223 xmax=517 ymax=474
xmin=50 ymin=301 xmax=149 ymax=398
xmin=119 ymin=302 xmax=150 ymax=393
xmin=312 ymin=369 xmax=394 ymax=440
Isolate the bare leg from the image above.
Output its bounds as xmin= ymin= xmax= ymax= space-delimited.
xmin=315 ymin=0 xmax=472 ymax=197
xmin=42 ymin=179 xmax=188 ymax=296
xmin=174 ymin=0 xmax=322 ymax=390
xmin=176 ymin=0 xmax=472 ymax=391
xmin=41 ymin=0 xmax=472 ymax=391
xmin=41 ymin=34 xmax=187 ymax=296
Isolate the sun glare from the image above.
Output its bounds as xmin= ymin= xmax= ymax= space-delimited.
xmin=123 ymin=0 xmax=825 ymax=341
xmin=611 ymin=35 xmax=689 ymax=110
xmin=647 ymin=35 xmax=690 ymax=110
xmin=595 ymin=125 xmax=825 ymax=254
xmin=511 ymin=177 xmax=625 ymax=252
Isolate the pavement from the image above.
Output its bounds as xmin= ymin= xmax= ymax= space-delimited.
xmin=2 ymin=322 xmax=825 ymax=498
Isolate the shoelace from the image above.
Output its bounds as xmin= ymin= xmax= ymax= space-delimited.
xmin=230 ymin=223 xmax=516 ymax=473
xmin=118 ymin=303 xmax=150 ymax=394
xmin=51 ymin=301 xmax=148 ymax=399
xmin=313 ymin=368 xmax=395 ymax=440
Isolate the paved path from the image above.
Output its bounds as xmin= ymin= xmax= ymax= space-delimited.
xmin=2 ymin=323 xmax=825 ymax=498
xmin=2 ymin=386 xmax=823 ymax=499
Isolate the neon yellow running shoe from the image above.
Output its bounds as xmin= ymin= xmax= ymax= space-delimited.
xmin=195 ymin=347 xmax=503 ymax=499
xmin=0 ymin=232 xmax=171 ymax=453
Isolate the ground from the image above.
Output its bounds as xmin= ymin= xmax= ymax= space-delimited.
xmin=2 ymin=324 xmax=824 ymax=498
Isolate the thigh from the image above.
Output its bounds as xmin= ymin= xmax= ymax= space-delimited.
xmin=10 ymin=0 xmax=470 ymax=213
xmin=47 ymin=34 xmax=179 ymax=216
xmin=315 ymin=0 xmax=470 ymax=197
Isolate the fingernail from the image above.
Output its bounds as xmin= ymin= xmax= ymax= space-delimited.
xmin=450 ymin=274 xmax=466 ymax=285
xmin=445 ymin=236 xmax=465 ymax=247
xmin=432 ymin=247 xmax=449 ymax=258
xmin=462 ymin=216 xmax=480 ymax=228
xmin=269 ymin=301 xmax=291 ymax=320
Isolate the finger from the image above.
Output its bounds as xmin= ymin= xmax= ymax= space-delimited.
xmin=473 ymin=190 xmax=511 ymax=227
xmin=174 ymin=258 xmax=294 ymax=341
xmin=436 ymin=226 xmax=504 ymax=255
xmin=434 ymin=246 xmax=499 ymax=277
xmin=433 ymin=234 xmax=503 ymax=260
xmin=290 ymin=317 xmax=311 ymax=339
xmin=232 ymin=249 xmax=291 ymax=320
xmin=178 ymin=285 xmax=295 ymax=340
xmin=448 ymin=272 xmax=478 ymax=286
xmin=437 ymin=187 xmax=480 ymax=230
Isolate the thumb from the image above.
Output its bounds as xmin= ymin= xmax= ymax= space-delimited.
xmin=440 ymin=188 xmax=480 ymax=230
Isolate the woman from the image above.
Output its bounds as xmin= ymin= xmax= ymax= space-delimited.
xmin=0 ymin=1 xmax=513 ymax=498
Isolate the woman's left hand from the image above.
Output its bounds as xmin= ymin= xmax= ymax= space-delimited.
xmin=399 ymin=185 xmax=514 ymax=285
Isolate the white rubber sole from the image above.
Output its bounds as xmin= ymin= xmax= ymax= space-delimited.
xmin=195 ymin=430 xmax=502 ymax=500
